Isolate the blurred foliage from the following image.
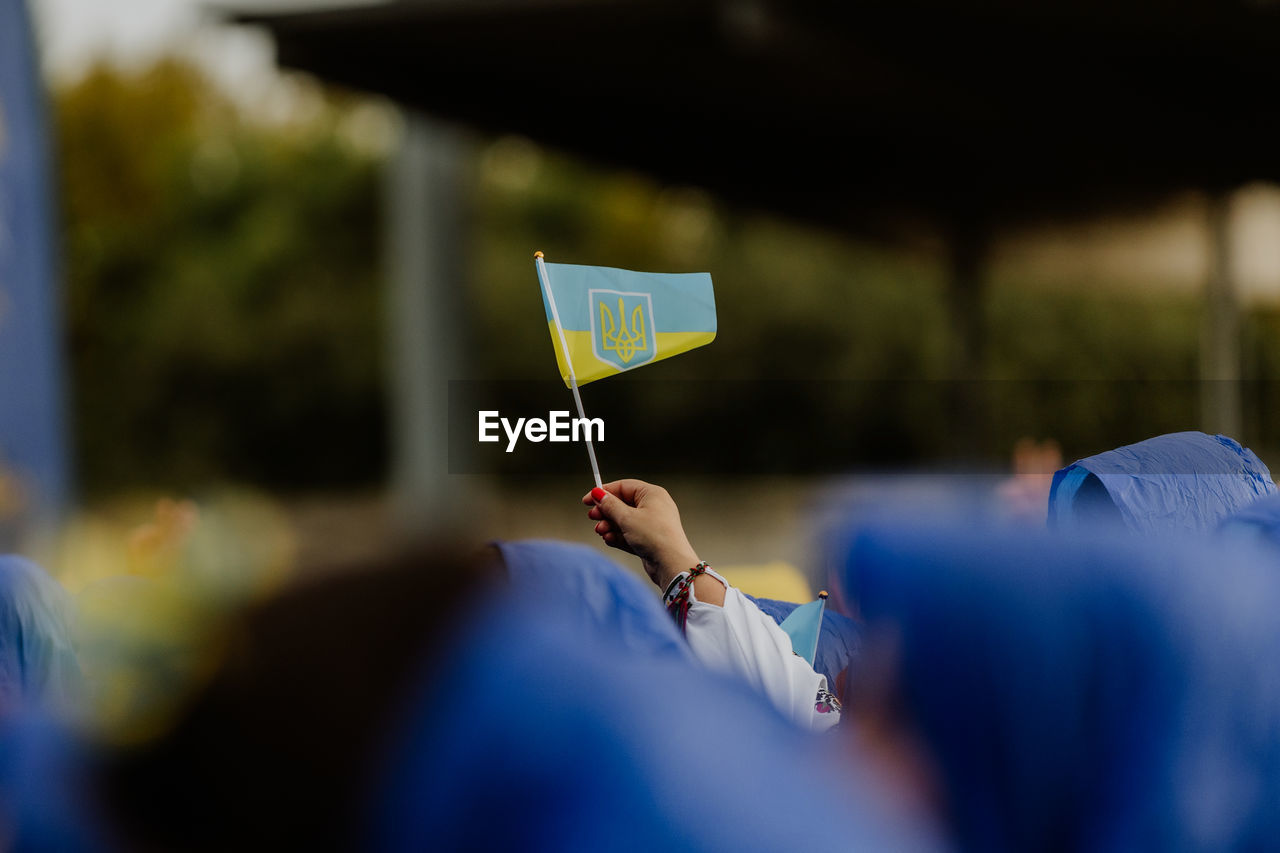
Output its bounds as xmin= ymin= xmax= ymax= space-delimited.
xmin=464 ymin=141 xmax=1248 ymax=471
xmin=469 ymin=139 xmax=953 ymax=385
xmin=52 ymin=58 xmax=1280 ymax=491
xmin=55 ymin=61 xmax=386 ymax=494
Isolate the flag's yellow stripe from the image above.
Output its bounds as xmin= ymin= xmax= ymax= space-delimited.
xmin=548 ymin=325 xmax=715 ymax=387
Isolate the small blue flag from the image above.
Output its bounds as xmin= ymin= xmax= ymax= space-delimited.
xmin=778 ymin=593 xmax=826 ymax=667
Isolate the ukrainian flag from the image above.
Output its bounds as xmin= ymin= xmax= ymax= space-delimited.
xmin=778 ymin=593 xmax=827 ymax=668
xmin=538 ymin=261 xmax=716 ymax=387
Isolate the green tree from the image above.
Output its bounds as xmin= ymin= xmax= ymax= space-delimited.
xmin=55 ymin=61 xmax=386 ymax=493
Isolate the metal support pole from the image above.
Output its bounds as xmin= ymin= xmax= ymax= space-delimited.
xmin=945 ymin=222 xmax=988 ymax=461
xmin=1201 ymin=192 xmax=1243 ymax=438
xmin=384 ymin=112 xmax=470 ymax=535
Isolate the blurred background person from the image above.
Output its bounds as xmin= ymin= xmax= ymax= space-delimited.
xmin=0 ymin=555 xmax=81 ymax=720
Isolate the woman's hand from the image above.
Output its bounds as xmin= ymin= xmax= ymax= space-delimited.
xmin=582 ymin=479 xmax=700 ymax=589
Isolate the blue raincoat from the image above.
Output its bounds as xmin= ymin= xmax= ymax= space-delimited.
xmin=1219 ymin=492 xmax=1280 ymax=552
xmin=0 ymin=556 xmax=81 ymax=714
xmin=365 ymin=593 xmax=945 ymax=852
xmin=0 ymin=557 xmax=92 ymax=850
xmin=497 ymin=540 xmax=860 ymax=686
xmin=0 ymin=711 xmax=100 ymax=852
xmin=840 ymin=521 xmax=1280 ymax=852
xmin=495 ymin=540 xmax=689 ymax=661
xmin=1048 ymin=432 xmax=1275 ymax=534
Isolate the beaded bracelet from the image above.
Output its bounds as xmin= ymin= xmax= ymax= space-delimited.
xmin=663 ymin=561 xmax=711 ymax=633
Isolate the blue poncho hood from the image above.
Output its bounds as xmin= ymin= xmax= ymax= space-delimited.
xmin=0 ymin=556 xmax=81 ymax=715
xmin=1048 ymin=432 xmax=1276 ymax=534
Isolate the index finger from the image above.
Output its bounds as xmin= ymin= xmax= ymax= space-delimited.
xmin=600 ymin=479 xmax=656 ymax=506
xmin=580 ymin=479 xmax=651 ymax=506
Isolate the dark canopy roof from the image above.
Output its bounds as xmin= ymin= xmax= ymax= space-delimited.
xmin=235 ymin=0 xmax=1280 ymax=235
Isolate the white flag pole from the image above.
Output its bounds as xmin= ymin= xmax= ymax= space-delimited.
xmin=535 ymin=251 xmax=604 ymax=490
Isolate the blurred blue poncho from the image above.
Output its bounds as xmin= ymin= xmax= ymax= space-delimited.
xmin=1048 ymin=431 xmax=1276 ymax=534
xmin=0 ymin=711 xmax=99 ymax=852
xmin=367 ymin=540 xmax=940 ymax=851
xmin=0 ymin=555 xmax=81 ymax=714
xmin=1220 ymin=492 xmax=1280 ymax=551
xmin=0 ymin=556 xmax=91 ymax=851
xmin=841 ymin=522 xmax=1280 ymax=852
xmin=497 ymin=539 xmax=860 ymax=687
xmin=366 ymin=593 xmax=942 ymax=853
xmin=495 ymin=540 xmax=689 ymax=660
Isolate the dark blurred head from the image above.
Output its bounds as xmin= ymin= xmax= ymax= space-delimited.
xmin=95 ymin=542 xmax=500 ymax=851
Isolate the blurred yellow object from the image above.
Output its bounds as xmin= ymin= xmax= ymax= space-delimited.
xmin=45 ymin=487 xmax=298 ymax=742
xmin=127 ymin=498 xmax=200 ymax=580
xmin=73 ymin=574 xmax=225 ymax=744
xmin=714 ymin=561 xmax=812 ymax=602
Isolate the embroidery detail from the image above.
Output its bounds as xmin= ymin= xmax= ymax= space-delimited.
xmin=815 ymin=685 xmax=843 ymax=715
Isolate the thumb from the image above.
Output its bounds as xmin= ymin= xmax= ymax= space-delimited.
xmin=592 ymin=488 xmax=633 ymax=526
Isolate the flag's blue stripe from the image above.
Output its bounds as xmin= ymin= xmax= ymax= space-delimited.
xmin=540 ymin=262 xmax=716 ymax=333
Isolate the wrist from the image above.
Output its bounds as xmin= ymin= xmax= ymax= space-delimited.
xmin=663 ymin=560 xmax=717 ymax=628
xmin=651 ymin=547 xmax=700 ymax=590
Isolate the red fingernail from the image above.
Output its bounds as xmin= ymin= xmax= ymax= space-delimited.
xmin=591 ymin=487 xmax=606 ymax=502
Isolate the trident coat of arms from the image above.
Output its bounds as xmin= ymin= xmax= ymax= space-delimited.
xmin=590 ymin=289 xmax=656 ymax=370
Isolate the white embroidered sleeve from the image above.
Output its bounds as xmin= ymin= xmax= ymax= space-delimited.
xmin=677 ymin=569 xmax=841 ymax=732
